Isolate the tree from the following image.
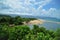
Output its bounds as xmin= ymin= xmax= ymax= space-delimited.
xmin=54 ymin=28 xmax=60 ymax=40
xmin=0 ymin=25 xmax=8 ymax=40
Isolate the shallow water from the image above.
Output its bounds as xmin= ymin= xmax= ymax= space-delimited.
xmin=28 ymin=21 xmax=60 ymax=30
xmin=39 ymin=22 xmax=60 ymax=30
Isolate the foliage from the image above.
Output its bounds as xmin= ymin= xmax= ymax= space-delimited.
xmin=0 ymin=15 xmax=60 ymax=40
xmin=0 ymin=25 xmax=60 ymax=40
xmin=0 ymin=15 xmax=36 ymax=25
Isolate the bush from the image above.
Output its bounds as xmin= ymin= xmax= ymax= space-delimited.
xmin=0 ymin=24 xmax=59 ymax=40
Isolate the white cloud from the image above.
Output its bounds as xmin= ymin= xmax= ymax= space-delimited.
xmin=1 ymin=0 xmax=51 ymax=11
xmin=37 ymin=8 xmax=60 ymax=19
xmin=0 ymin=0 xmax=60 ymax=19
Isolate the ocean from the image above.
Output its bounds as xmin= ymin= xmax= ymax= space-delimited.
xmin=28 ymin=19 xmax=60 ymax=30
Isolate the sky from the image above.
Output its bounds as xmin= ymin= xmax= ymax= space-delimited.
xmin=0 ymin=0 xmax=60 ymax=19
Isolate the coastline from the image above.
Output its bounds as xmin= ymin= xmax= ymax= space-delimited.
xmin=38 ymin=19 xmax=60 ymax=24
xmin=23 ymin=19 xmax=60 ymax=25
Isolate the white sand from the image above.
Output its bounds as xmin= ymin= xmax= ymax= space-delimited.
xmin=23 ymin=19 xmax=60 ymax=25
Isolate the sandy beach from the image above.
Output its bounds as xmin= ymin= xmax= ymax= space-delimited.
xmin=23 ymin=19 xmax=44 ymax=25
xmin=23 ymin=19 xmax=60 ymax=25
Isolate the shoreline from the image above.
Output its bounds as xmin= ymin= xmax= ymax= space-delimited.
xmin=23 ymin=19 xmax=60 ymax=25
xmin=38 ymin=19 xmax=60 ymax=24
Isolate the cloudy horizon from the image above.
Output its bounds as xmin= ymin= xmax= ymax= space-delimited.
xmin=0 ymin=0 xmax=60 ymax=19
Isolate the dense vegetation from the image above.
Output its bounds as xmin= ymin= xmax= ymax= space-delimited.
xmin=0 ymin=25 xmax=60 ymax=40
xmin=0 ymin=15 xmax=60 ymax=40
xmin=0 ymin=15 xmax=36 ymax=26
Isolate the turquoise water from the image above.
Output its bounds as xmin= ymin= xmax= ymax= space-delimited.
xmin=28 ymin=20 xmax=60 ymax=30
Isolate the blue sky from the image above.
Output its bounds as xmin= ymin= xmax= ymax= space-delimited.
xmin=0 ymin=0 xmax=60 ymax=19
